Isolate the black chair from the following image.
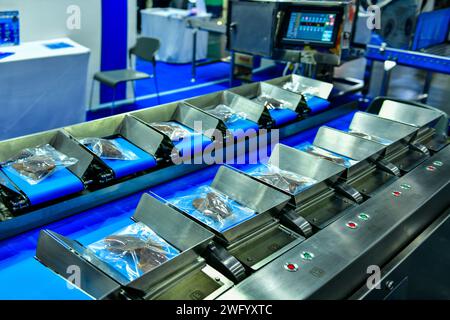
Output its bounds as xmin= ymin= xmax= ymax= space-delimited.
xmin=89 ymin=37 xmax=161 ymax=113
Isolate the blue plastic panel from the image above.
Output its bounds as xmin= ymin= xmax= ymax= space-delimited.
xmin=1 ymin=167 xmax=83 ymax=206
xmin=413 ymin=8 xmax=450 ymax=51
xmin=366 ymin=45 xmax=450 ymax=75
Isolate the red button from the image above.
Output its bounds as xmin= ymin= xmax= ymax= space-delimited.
xmin=284 ymin=263 xmax=298 ymax=272
xmin=392 ymin=191 xmax=402 ymax=197
xmin=346 ymin=221 xmax=358 ymax=229
xmin=426 ymin=166 xmax=436 ymax=172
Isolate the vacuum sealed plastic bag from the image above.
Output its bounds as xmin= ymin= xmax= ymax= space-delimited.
xmin=253 ymin=94 xmax=293 ymax=110
xmin=149 ymin=121 xmax=195 ymax=141
xmin=248 ymin=164 xmax=317 ymax=194
xmin=87 ymin=222 xmax=180 ymax=281
xmin=283 ymin=81 xmax=321 ymax=97
xmin=80 ymin=138 xmax=138 ymax=160
xmin=4 ymin=144 xmax=78 ymax=184
xmin=297 ymin=143 xmax=358 ymax=168
xmin=348 ymin=130 xmax=392 ymax=146
xmin=169 ymin=186 xmax=256 ymax=233
xmin=207 ymin=104 xmax=248 ymax=124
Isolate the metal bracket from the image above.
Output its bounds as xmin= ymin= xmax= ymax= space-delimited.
xmin=280 ymin=209 xmax=313 ymax=238
xmin=205 ymin=243 xmax=247 ymax=283
xmin=375 ymin=159 xmax=401 ymax=177
xmin=410 ymin=142 xmax=431 ymax=157
xmin=334 ymin=182 xmax=364 ymax=204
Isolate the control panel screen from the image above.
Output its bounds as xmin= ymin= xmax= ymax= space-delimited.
xmin=282 ymin=11 xmax=339 ymax=47
xmin=0 ymin=11 xmax=20 ymax=47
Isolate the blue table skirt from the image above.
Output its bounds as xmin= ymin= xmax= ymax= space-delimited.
xmin=1 ymin=166 xmax=84 ymax=206
xmin=97 ymin=137 xmax=157 ymax=179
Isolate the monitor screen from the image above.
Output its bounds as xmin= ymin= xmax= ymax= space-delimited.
xmin=282 ymin=11 xmax=339 ymax=47
xmin=0 ymin=11 xmax=20 ymax=47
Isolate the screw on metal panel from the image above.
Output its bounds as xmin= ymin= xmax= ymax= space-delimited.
xmin=385 ymin=280 xmax=395 ymax=291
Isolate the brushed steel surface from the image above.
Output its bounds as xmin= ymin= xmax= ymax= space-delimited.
xmin=230 ymin=82 xmax=304 ymax=112
xmin=132 ymin=193 xmax=214 ymax=252
xmin=349 ymin=112 xmax=418 ymax=145
xmin=212 ymin=166 xmax=291 ymax=215
xmin=186 ymin=91 xmax=266 ymax=124
xmin=269 ymin=144 xmax=345 ymax=182
xmin=379 ymin=100 xmax=444 ymax=128
xmin=314 ymin=126 xmax=387 ymax=161
xmin=218 ymin=145 xmax=450 ymax=300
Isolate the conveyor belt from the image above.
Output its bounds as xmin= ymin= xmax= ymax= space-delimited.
xmin=91 ymin=137 xmax=157 ymax=179
xmin=0 ymin=111 xmax=356 ymax=299
xmin=1 ymin=167 xmax=84 ymax=206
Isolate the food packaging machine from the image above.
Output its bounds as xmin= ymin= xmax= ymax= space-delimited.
xmin=0 ymin=71 xmax=448 ymax=299
xmin=34 ymin=91 xmax=449 ymax=299
xmin=0 ymin=76 xmax=344 ymax=241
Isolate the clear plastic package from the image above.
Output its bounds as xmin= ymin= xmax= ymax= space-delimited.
xmin=207 ymin=104 xmax=248 ymax=124
xmin=86 ymin=222 xmax=180 ymax=281
xmin=3 ymin=144 xmax=78 ymax=184
xmin=297 ymin=143 xmax=358 ymax=168
xmin=283 ymin=81 xmax=321 ymax=97
xmin=348 ymin=130 xmax=392 ymax=146
xmin=248 ymin=164 xmax=317 ymax=194
xmin=149 ymin=121 xmax=195 ymax=141
xmin=80 ymin=138 xmax=138 ymax=161
xmin=169 ymin=185 xmax=256 ymax=232
xmin=253 ymin=94 xmax=293 ymax=110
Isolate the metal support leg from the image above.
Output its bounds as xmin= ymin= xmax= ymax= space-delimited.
xmin=380 ymin=60 xmax=397 ymax=96
xmin=421 ymin=72 xmax=433 ymax=103
xmin=89 ymin=80 xmax=96 ymax=111
xmin=191 ymin=28 xmax=198 ymax=83
xmin=229 ymin=50 xmax=235 ymax=88
xmin=132 ymin=81 xmax=137 ymax=106
xmin=362 ymin=59 xmax=374 ymax=97
xmin=111 ymin=86 xmax=116 ymax=116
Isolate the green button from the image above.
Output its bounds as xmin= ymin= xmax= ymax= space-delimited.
xmin=433 ymin=161 xmax=443 ymax=167
xmin=301 ymin=251 xmax=314 ymax=261
xmin=358 ymin=213 xmax=370 ymax=221
xmin=400 ymin=184 xmax=411 ymax=190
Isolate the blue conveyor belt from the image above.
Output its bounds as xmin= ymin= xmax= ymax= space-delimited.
xmin=168 ymin=122 xmax=213 ymax=158
xmin=1 ymin=166 xmax=84 ymax=206
xmin=269 ymin=109 xmax=299 ymax=127
xmin=97 ymin=137 xmax=157 ymax=179
xmin=227 ymin=119 xmax=260 ymax=139
xmin=0 ymin=110 xmax=356 ymax=300
xmin=307 ymin=96 xmax=331 ymax=115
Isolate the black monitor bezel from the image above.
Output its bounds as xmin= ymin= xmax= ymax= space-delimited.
xmin=279 ymin=5 xmax=344 ymax=49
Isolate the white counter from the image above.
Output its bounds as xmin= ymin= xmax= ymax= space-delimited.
xmin=0 ymin=38 xmax=90 ymax=140
xmin=141 ymin=8 xmax=210 ymax=63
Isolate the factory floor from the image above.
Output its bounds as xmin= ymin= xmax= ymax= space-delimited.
xmin=88 ymin=33 xmax=449 ymax=120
